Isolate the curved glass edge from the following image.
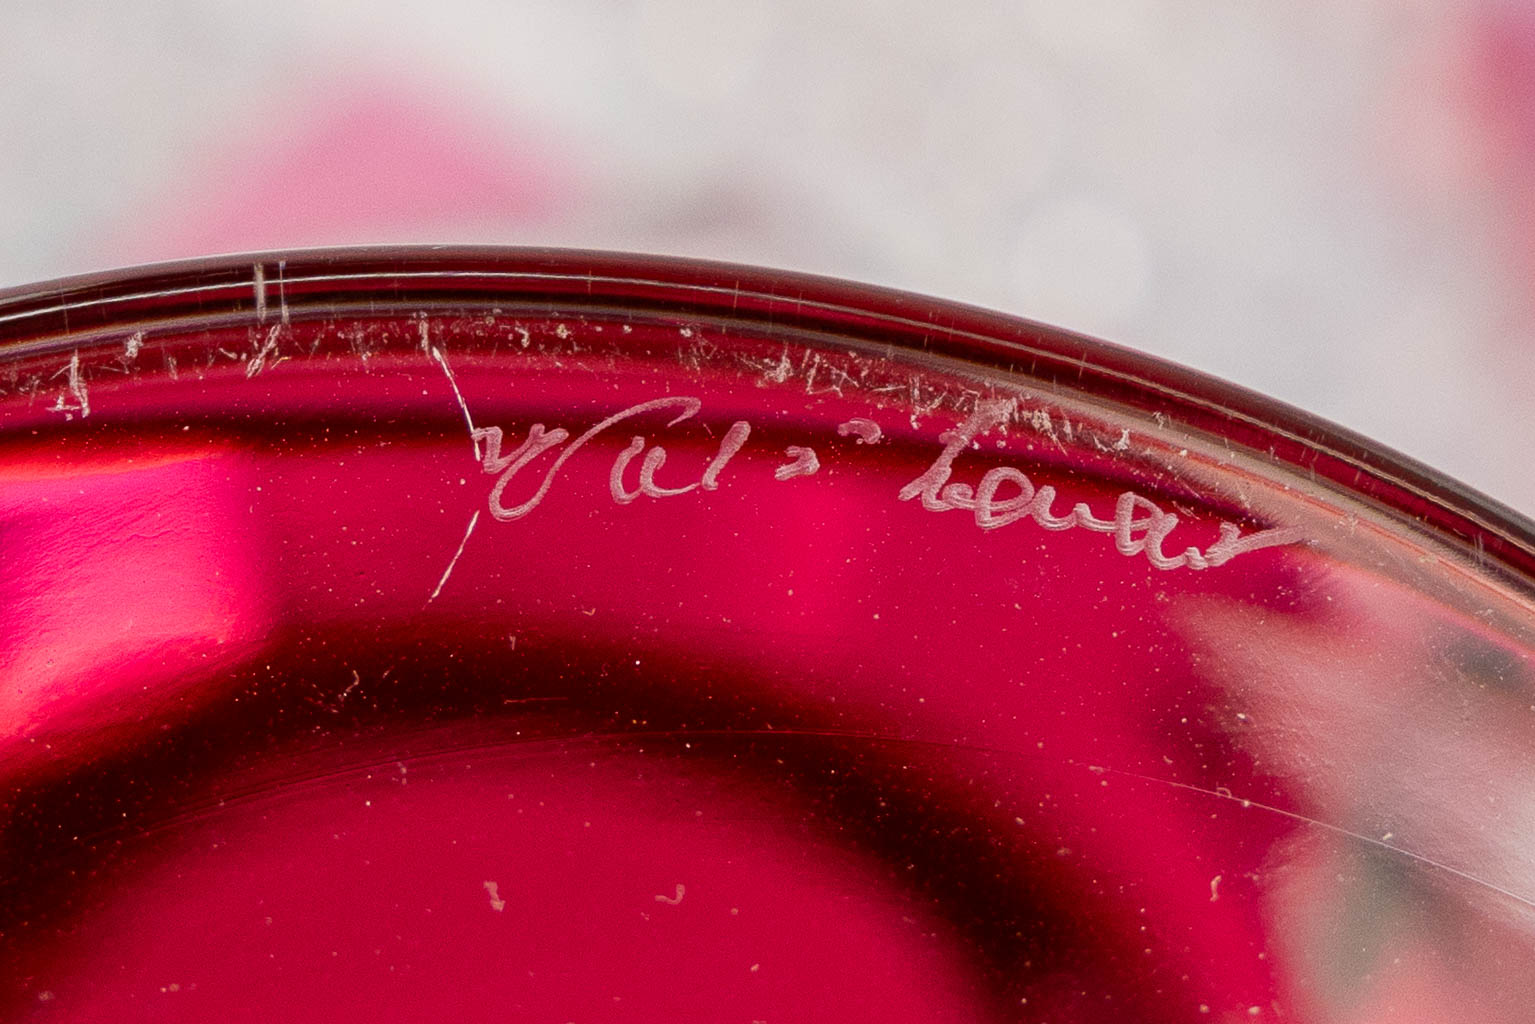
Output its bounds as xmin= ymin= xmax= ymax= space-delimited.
xmin=0 ymin=245 xmax=1529 ymax=588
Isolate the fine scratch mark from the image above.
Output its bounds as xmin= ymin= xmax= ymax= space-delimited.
xmin=246 ymin=324 xmax=281 ymax=378
xmin=49 ymin=350 xmax=89 ymax=419
xmin=1089 ymin=762 xmax=1535 ymax=913
xmin=276 ymin=259 xmax=289 ymax=325
xmin=655 ymin=883 xmax=686 ymax=905
xmin=253 ymin=263 xmax=267 ymax=323
xmin=765 ymin=346 xmax=792 ymax=384
xmin=1091 ymin=427 xmax=1132 ymax=453
xmin=571 ymin=721 xmax=1530 ymax=917
xmin=431 ymin=344 xmax=481 ymax=462
xmin=483 ymin=880 xmax=506 ymax=912
xmin=428 ymin=509 xmax=480 ymax=604
xmin=124 ymin=331 xmax=144 ymax=363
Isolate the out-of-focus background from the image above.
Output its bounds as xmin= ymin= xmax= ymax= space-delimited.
xmin=3 ymin=2 xmax=1533 ymax=512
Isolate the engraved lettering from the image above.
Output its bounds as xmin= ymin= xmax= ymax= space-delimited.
xmin=701 ymin=421 xmax=751 ymax=490
xmin=898 ymin=402 xmax=1305 ymax=571
xmin=473 ymin=397 xmax=701 ymax=521
xmin=459 ymin=392 xmax=1304 ymax=573
xmin=895 ymin=410 xmax=976 ymax=511
xmin=611 ymin=438 xmax=699 ymax=504
xmin=609 ymin=436 xmax=647 ymax=504
xmin=775 ymin=446 xmax=820 ymax=481
xmin=972 ymin=467 xmax=1035 ymax=530
xmin=837 ymin=418 xmax=883 ymax=444
xmin=1202 ymin=520 xmax=1307 ymax=566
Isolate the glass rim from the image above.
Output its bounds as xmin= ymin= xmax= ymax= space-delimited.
xmin=0 ymin=243 xmax=1528 ymax=584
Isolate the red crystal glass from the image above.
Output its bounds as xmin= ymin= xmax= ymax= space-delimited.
xmin=2 ymin=249 xmax=1532 ymax=1022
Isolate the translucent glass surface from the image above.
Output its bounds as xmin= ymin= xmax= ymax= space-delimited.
xmin=2 ymin=249 xmax=1533 ymax=1022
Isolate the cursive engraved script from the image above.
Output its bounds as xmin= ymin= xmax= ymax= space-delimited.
xmin=472 ymin=398 xmax=718 ymax=521
xmin=465 ymin=396 xmax=1303 ymax=571
xmin=471 ymin=398 xmax=824 ymax=522
xmin=898 ymin=400 xmax=1304 ymax=570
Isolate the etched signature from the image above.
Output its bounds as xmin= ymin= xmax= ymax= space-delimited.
xmin=896 ymin=400 xmax=1304 ymax=570
xmin=470 ymin=397 xmax=760 ymax=521
xmin=463 ymin=395 xmax=1302 ymax=573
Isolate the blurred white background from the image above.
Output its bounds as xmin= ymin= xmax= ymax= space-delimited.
xmin=4 ymin=1 xmax=1534 ymax=512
